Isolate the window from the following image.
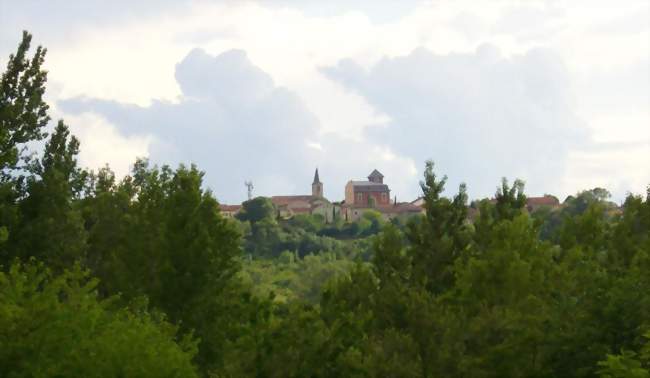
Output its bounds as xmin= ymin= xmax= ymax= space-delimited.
xmin=381 ymin=192 xmax=387 ymax=202
xmin=356 ymin=193 xmax=363 ymax=202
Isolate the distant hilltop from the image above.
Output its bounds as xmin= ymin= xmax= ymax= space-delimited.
xmin=221 ymin=168 xmax=565 ymax=222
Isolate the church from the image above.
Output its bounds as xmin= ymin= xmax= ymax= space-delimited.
xmin=341 ymin=169 xmax=423 ymax=221
xmin=270 ymin=169 xmax=335 ymax=221
xmin=344 ymin=169 xmax=391 ymax=207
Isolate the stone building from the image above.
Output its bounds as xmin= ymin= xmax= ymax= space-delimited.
xmin=270 ymin=169 xmax=336 ymax=222
xmin=344 ymin=169 xmax=391 ymax=208
xmin=340 ymin=169 xmax=426 ymax=221
xmin=220 ymin=204 xmax=241 ymax=218
xmin=526 ymin=195 xmax=560 ymax=212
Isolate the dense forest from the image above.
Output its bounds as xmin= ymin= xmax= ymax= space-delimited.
xmin=1 ymin=32 xmax=649 ymax=377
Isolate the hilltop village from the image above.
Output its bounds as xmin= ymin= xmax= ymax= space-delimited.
xmin=220 ymin=169 xmax=563 ymax=222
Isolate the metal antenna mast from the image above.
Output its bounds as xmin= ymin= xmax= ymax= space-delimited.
xmin=244 ymin=181 xmax=254 ymax=200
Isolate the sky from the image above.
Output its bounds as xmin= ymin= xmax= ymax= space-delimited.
xmin=1 ymin=0 xmax=648 ymax=204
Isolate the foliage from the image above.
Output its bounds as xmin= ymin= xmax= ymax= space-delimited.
xmin=79 ymin=159 xmax=243 ymax=373
xmin=406 ymin=160 xmax=471 ymax=294
xmin=7 ymin=121 xmax=87 ymax=270
xmin=598 ymin=332 xmax=650 ymax=378
xmin=0 ymin=31 xmax=49 ymax=178
xmin=237 ymin=196 xmax=276 ymax=223
xmin=0 ymin=260 xmax=198 ymax=377
xmin=0 ymin=31 xmax=50 ymax=264
xmin=241 ymin=252 xmax=356 ymax=303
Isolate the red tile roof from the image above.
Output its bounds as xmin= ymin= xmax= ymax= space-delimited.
xmin=271 ymin=195 xmax=315 ymax=206
xmin=379 ymin=203 xmax=424 ymax=214
xmin=290 ymin=207 xmax=312 ymax=214
xmin=220 ymin=205 xmax=241 ymax=212
xmin=526 ymin=196 xmax=560 ymax=207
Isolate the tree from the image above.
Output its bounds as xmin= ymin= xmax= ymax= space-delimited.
xmin=473 ymin=178 xmax=527 ymax=248
xmin=0 ymin=260 xmax=199 ymax=377
xmin=452 ymin=214 xmax=559 ymax=377
xmin=598 ymin=332 xmax=650 ymax=378
xmin=237 ymin=196 xmax=276 ymax=223
xmin=406 ymin=160 xmax=471 ymax=294
xmin=609 ymin=189 xmax=650 ymax=269
xmin=563 ymin=188 xmax=614 ymax=217
xmin=79 ymin=166 xmax=133 ymax=296
xmin=0 ymin=31 xmax=50 ymax=261
xmin=495 ymin=177 xmax=527 ymax=220
xmin=372 ymin=224 xmax=409 ymax=287
xmin=0 ymin=31 xmax=49 ymax=180
xmin=8 ymin=121 xmax=87 ymax=270
xmin=81 ymin=160 xmax=243 ymax=373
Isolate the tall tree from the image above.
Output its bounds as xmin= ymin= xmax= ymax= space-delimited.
xmin=0 ymin=31 xmax=49 ymax=178
xmin=0 ymin=31 xmax=50 ymax=261
xmin=82 ymin=159 xmax=244 ymax=373
xmin=9 ymin=121 xmax=87 ymax=269
xmin=406 ymin=160 xmax=471 ymax=294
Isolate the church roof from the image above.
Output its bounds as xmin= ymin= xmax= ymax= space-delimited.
xmin=349 ymin=181 xmax=389 ymax=192
xmin=271 ymin=195 xmax=315 ymax=206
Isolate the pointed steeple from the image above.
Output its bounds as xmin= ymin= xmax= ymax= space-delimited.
xmin=313 ymin=168 xmax=321 ymax=184
xmin=312 ymin=168 xmax=323 ymax=198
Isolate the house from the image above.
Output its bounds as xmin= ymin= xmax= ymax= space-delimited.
xmin=526 ymin=195 xmax=560 ymax=212
xmin=410 ymin=197 xmax=425 ymax=207
xmin=380 ymin=201 xmax=425 ymax=219
xmin=220 ymin=204 xmax=241 ymax=218
xmin=270 ymin=169 xmax=336 ymax=222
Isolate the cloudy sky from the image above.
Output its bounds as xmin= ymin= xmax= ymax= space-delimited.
xmin=1 ymin=0 xmax=648 ymax=204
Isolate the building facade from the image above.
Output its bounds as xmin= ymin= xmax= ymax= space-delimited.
xmin=344 ymin=169 xmax=391 ymax=207
xmin=220 ymin=204 xmax=242 ymax=218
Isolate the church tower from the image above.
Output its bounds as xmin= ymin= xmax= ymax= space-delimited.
xmin=312 ymin=168 xmax=323 ymax=198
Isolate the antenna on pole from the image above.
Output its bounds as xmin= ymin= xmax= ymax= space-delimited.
xmin=244 ymin=181 xmax=254 ymax=200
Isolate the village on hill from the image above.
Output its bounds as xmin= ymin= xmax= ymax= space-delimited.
xmin=220 ymin=169 xmax=563 ymax=222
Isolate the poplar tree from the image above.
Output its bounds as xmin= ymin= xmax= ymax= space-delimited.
xmin=0 ymin=31 xmax=49 ymax=259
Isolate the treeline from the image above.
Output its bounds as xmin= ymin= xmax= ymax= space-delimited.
xmin=1 ymin=32 xmax=649 ymax=377
xmin=236 ymin=196 xmax=387 ymax=258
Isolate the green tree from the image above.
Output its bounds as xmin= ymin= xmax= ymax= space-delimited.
xmin=452 ymin=214 xmax=558 ymax=377
xmin=237 ymin=196 xmax=277 ymax=223
xmin=0 ymin=260 xmax=199 ymax=377
xmin=81 ymin=160 xmax=243 ymax=373
xmin=406 ymin=160 xmax=471 ymax=294
xmin=373 ymin=223 xmax=409 ymax=287
xmin=0 ymin=31 xmax=50 ymax=259
xmin=0 ymin=31 xmax=49 ymax=181
xmin=609 ymin=189 xmax=650 ymax=268
xmin=495 ymin=177 xmax=527 ymax=220
xmin=598 ymin=332 xmax=650 ymax=378
xmin=9 ymin=121 xmax=87 ymax=270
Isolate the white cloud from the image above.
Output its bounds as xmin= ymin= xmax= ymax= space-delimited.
xmin=323 ymin=45 xmax=591 ymax=199
xmin=59 ymin=48 xmax=420 ymax=203
xmin=62 ymin=112 xmax=152 ymax=178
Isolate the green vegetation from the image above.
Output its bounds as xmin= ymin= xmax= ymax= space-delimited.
xmin=2 ymin=32 xmax=649 ymax=377
xmin=0 ymin=261 xmax=199 ymax=377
